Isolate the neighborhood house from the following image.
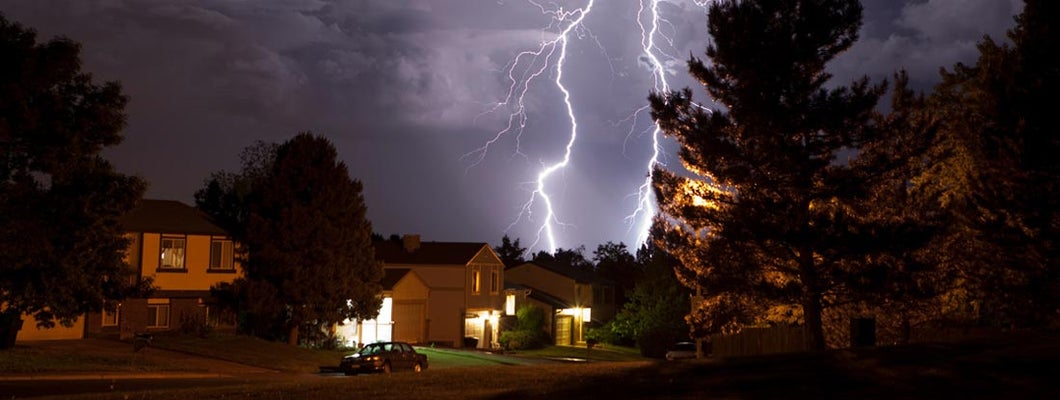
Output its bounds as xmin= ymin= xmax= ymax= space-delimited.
xmin=16 ymin=199 xmax=242 ymax=342
xmin=335 ymin=235 xmax=507 ymax=349
xmin=504 ymin=261 xmax=616 ymax=345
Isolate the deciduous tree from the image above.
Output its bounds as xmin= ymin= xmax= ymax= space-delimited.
xmin=0 ymin=15 xmax=147 ymax=348
xmin=200 ymin=133 xmax=383 ymax=345
xmin=922 ymin=0 xmax=1059 ymax=328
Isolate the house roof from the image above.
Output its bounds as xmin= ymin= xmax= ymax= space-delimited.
xmin=374 ymin=240 xmax=494 ymax=266
xmin=508 ymin=261 xmax=610 ymax=285
xmin=120 ymin=199 xmax=229 ymax=236
xmin=380 ymin=269 xmax=411 ymax=290
xmin=519 ymin=283 xmax=573 ymax=310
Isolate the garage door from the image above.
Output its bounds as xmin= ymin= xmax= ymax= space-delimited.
xmin=392 ymin=302 xmax=425 ymax=344
xmin=555 ymin=315 xmax=572 ymax=345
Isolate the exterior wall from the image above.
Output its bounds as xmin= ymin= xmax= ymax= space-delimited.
xmin=119 ymin=232 xmax=241 ymax=337
xmin=391 ymin=272 xmax=429 ymax=344
xmin=139 ymin=233 xmax=241 ymax=291
xmin=15 ymin=314 xmax=84 ymax=341
xmin=426 ymin=288 xmax=464 ymax=346
xmin=467 ymin=263 xmax=504 ymax=310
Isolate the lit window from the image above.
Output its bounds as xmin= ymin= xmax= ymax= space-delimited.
xmin=505 ymin=294 xmax=515 ymax=315
xmin=472 ymin=269 xmax=481 ymax=294
xmin=147 ymin=300 xmax=170 ymax=328
xmin=210 ymin=239 xmax=234 ymax=270
xmin=160 ymin=236 xmax=186 ymax=269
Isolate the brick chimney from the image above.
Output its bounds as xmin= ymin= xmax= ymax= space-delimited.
xmin=402 ymin=234 xmax=421 ymax=253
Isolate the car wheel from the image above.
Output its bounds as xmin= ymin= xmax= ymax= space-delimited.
xmin=413 ymin=363 xmax=423 ymax=373
xmin=382 ymin=362 xmax=392 ymax=374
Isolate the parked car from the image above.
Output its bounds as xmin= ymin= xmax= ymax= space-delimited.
xmin=340 ymin=341 xmax=428 ymax=375
xmin=665 ymin=341 xmax=697 ymax=361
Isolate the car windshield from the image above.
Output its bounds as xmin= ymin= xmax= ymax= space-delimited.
xmin=360 ymin=344 xmax=383 ymax=355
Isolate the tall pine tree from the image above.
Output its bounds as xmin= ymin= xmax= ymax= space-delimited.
xmin=650 ymin=0 xmax=898 ymax=350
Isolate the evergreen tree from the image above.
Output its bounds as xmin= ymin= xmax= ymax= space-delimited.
xmin=649 ymin=0 xmax=896 ymax=350
xmin=0 ymin=15 xmax=148 ymax=348
xmin=494 ymin=235 xmax=527 ymax=268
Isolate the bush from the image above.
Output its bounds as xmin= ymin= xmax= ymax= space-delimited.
xmin=516 ymin=306 xmax=547 ymax=332
xmin=500 ymin=329 xmax=544 ymax=350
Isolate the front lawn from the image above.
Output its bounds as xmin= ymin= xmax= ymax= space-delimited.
xmin=149 ymin=333 xmax=344 ymax=373
xmin=511 ymin=343 xmax=647 ymax=362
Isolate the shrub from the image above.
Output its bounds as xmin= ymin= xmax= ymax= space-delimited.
xmin=500 ymin=329 xmax=544 ymax=350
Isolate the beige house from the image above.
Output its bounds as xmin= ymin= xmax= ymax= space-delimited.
xmin=505 ymin=261 xmax=616 ymax=345
xmin=336 ymin=235 xmax=506 ymax=349
xmin=17 ymin=199 xmax=242 ymax=342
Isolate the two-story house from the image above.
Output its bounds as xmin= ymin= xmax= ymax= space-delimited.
xmin=89 ymin=199 xmax=242 ymax=339
xmin=16 ymin=199 xmax=242 ymax=342
xmin=335 ymin=235 xmax=505 ymax=349
xmin=504 ymin=261 xmax=615 ymax=345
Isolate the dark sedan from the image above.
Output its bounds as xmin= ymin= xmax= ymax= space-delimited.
xmin=340 ymin=341 xmax=428 ymax=375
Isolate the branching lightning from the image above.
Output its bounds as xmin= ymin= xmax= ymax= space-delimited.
xmin=471 ymin=0 xmax=708 ymax=253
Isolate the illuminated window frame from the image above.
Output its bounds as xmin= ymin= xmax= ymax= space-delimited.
xmin=472 ymin=267 xmax=481 ymax=294
xmin=490 ymin=268 xmax=500 ymax=295
xmin=159 ymin=235 xmax=186 ymax=270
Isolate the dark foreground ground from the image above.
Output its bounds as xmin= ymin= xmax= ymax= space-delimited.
xmin=10 ymin=330 xmax=1060 ymax=400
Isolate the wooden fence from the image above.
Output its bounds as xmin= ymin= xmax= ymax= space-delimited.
xmin=711 ymin=326 xmax=808 ymax=357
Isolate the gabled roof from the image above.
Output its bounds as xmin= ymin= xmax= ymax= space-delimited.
xmin=374 ymin=240 xmax=496 ymax=266
xmin=508 ymin=261 xmax=610 ymax=285
xmin=380 ymin=269 xmax=411 ymax=291
xmin=120 ymin=199 xmax=228 ymax=236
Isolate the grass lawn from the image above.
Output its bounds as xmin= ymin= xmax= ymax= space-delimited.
xmin=27 ymin=331 xmax=1060 ymax=400
xmin=149 ymin=332 xmax=344 ymax=373
xmin=10 ymin=331 xmax=1060 ymax=399
xmin=510 ymin=343 xmax=646 ymax=362
xmin=0 ymin=340 xmax=202 ymax=374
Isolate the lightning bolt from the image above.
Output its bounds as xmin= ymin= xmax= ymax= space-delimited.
xmin=625 ymin=0 xmax=712 ymax=246
xmin=466 ymin=0 xmax=595 ymax=253
xmin=471 ymin=0 xmax=709 ymax=253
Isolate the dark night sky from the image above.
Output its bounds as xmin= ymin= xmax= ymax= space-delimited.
xmin=2 ymin=0 xmax=1022 ymax=252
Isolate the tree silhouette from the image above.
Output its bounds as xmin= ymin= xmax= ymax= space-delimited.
xmin=650 ymin=0 xmax=902 ymax=350
xmin=593 ymin=242 xmax=642 ymax=306
xmin=200 ymin=133 xmax=383 ymax=345
xmin=494 ymin=235 xmax=527 ymax=268
xmin=922 ymin=0 xmax=1059 ymax=328
xmin=0 ymin=15 xmax=147 ymax=348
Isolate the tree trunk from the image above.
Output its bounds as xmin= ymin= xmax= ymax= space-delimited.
xmin=801 ymin=291 xmax=826 ymax=351
xmin=799 ymin=247 xmax=827 ymax=351
xmin=287 ymin=324 xmax=300 ymax=346
xmin=0 ymin=310 xmax=24 ymax=350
